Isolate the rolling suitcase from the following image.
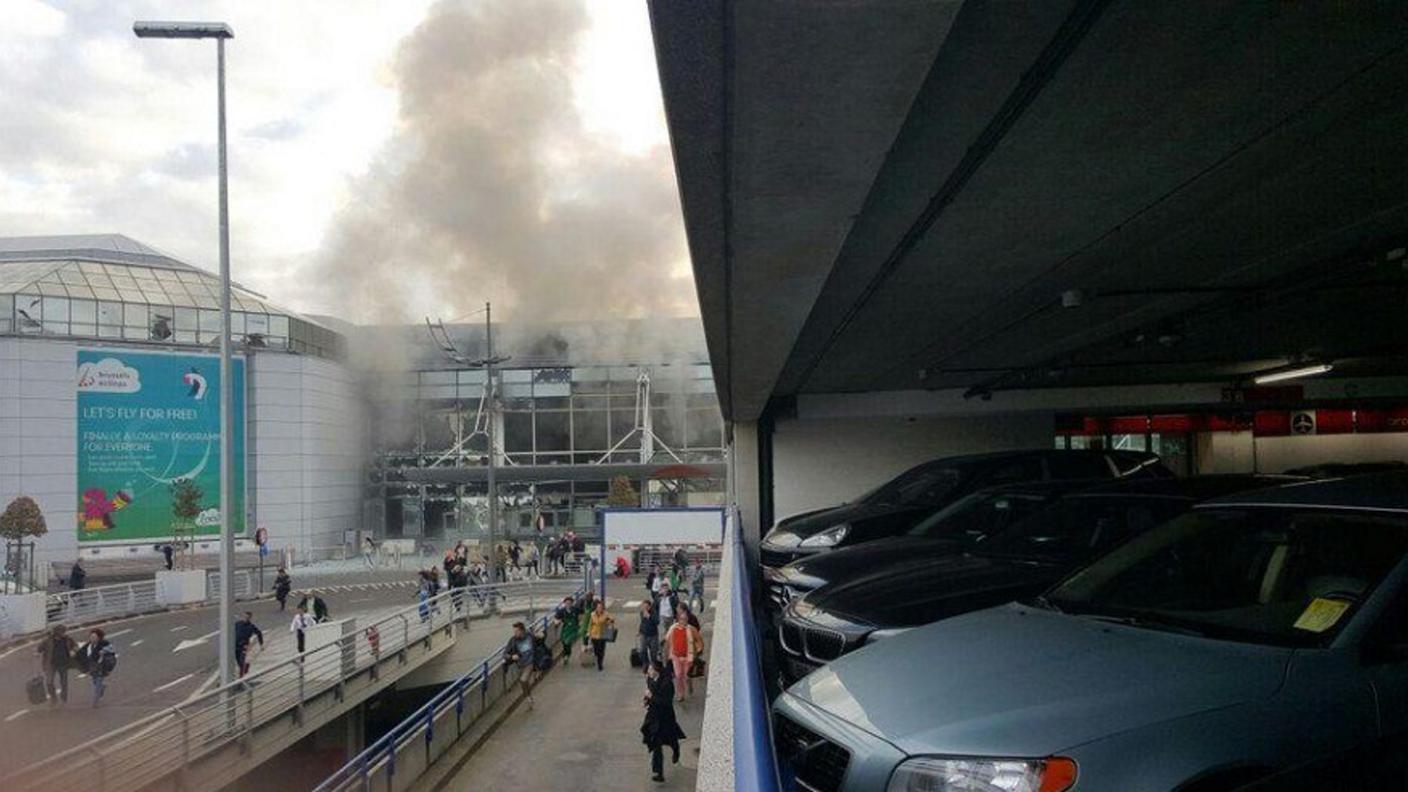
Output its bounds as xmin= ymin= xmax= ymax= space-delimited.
xmin=26 ymin=675 xmax=47 ymax=705
xmin=629 ymin=648 xmax=643 ymax=668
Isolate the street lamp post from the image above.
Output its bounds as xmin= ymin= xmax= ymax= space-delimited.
xmin=133 ymin=20 xmax=237 ymax=689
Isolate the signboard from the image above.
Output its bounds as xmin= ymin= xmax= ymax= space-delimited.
xmin=601 ymin=508 xmax=726 ymax=546
xmin=77 ymin=349 xmax=246 ymax=543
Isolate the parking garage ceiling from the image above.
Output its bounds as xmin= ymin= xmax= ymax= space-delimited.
xmin=649 ymin=0 xmax=1408 ymax=420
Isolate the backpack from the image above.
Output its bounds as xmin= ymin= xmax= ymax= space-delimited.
xmin=98 ymin=647 xmax=117 ymax=676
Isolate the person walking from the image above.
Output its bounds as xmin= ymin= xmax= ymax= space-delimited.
xmin=67 ymin=559 xmax=86 ymax=591
xmin=640 ymin=660 xmax=686 ymax=783
xmin=502 ymin=621 xmax=538 ymax=709
xmin=690 ymin=561 xmax=706 ymax=614
xmin=362 ymin=536 xmax=377 ymax=568
xmin=161 ymin=543 xmax=175 ymax=571
xmin=273 ymin=567 xmax=291 ymax=611
xmin=298 ymin=591 xmax=329 ymax=623
xmin=290 ymin=606 xmax=316 ymax=653
xmin=78 ymin=628 xmax=115 ymax=707
xmin=524 ymin=542 xmax=539 ymax=579
xmin=663 ymin=610 xmax=702 ymax=701
xmin=656 ymin=581 xmax=677 ymax=625
xmin=36 ymin=625 xmax=77 ymax=705
xmin=555 ymin=596 xmax=580 ymax=664
xmin=587 ymin=600 xmax=616 ymax=672
xmin=234 ymin=611 xmax=264 ymax=678
xmin=645 ymin=564 xmax=659 ymax=595
xmin=637 ymin=599 xmax=660 ymax=672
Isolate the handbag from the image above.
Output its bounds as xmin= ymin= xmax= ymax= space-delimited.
xmin=688 ymin=658 xmax=706 ymax=679
xmin=602 ymin=625 xmax=619 ymax=643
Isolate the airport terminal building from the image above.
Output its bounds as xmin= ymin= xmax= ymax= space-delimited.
xmin=0 ymin=234 xmax=725 ymax=576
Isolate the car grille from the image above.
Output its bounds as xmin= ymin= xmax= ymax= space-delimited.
xmin=803 ymin=627 xmax=847 ymax=662
xmin=762 ymin=547 xmax=800 ymax=568
xmin=775 ymin=714 xmax=851 ymax=792
xmin=779 ymin=621 xmax=804 ymax=655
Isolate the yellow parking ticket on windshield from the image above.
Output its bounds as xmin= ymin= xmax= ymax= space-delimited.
xmin=1294 ymin=597 xmax=1351 ymax=633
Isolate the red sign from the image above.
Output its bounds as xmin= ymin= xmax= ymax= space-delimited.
xmin=1315 ymin=409 xmax=1354 ymax=435
xmin=1253 ymin=412 xmax=1291 ymax=437
xmin=1356 ymin=408 xmax=1408 ymax=433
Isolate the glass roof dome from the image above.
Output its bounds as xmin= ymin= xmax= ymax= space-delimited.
xmin=0 ymin=234 xmax=343 ymax=359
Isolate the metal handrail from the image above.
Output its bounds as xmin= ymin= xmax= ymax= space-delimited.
xmin=6 ymin=578 xmax=583 ymax=792
xmin=45 ymin=580 xmax=160 ymax=628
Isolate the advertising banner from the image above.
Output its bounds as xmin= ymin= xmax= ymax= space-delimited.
xmin=77 ymin=349 xmax=246 ymax=543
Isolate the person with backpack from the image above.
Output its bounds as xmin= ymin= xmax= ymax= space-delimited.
xmin=640 ymin=660 xmax=686 ymax=783
xmin=502 ymin=621 xmax=539 ymax=709
xmin=663 ymin=610 xmax=702 ymax=701
xmin=273 ymin=568 xmax=292 ymax=611
xmin=79 ymin=628 xmax=116 ymax=707
xmin=554 ymin=596 xmax=580 ymax=664
xmin=36 ymin=625 xmax=77 ymax=705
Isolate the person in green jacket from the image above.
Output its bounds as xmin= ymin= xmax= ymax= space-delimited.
xmin=555 ymin=596 xmax=581 ymax=663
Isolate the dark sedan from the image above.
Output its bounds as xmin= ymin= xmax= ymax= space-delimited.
xmin=763 ymin=479 xmax=1097 ymax=617
xmin=777 ymin=475 xmax=1297 ymax=684
xmin=759 ymin=449 xmax=1170 ymax=570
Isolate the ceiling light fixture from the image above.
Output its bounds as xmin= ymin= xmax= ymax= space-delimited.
xmin=1253 ymin=363 xmax=1334 ymax=385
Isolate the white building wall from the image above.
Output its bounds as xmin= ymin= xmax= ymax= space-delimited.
xmin=0 ymin=338 xmax=79 ymax=571
xmin=250 ymin=354 xmax=366 ymax=561
xmin=771 ymin=410 xmax=1053 ymax=521
xmin=0 ymin=339 xmax=365 ymax=573
xmin=1253 ymin=432 xmax=1408 ymax=474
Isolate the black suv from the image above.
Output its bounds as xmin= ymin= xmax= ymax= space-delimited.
xmin=776 ymin=475 xmax=1296 ymax=685
xmin=759 ymin=449 xmax=1171 ymax=570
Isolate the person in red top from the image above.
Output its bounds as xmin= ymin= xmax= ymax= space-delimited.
xmin=662 ymin=610 xmax=701 ymax=701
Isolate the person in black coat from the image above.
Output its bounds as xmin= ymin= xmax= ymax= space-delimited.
xmin=67 ymin=559 xmax=86 ymax=590
xmin=273 ymin=568 xmax=291 ymax=610
xmin=640 ymin=660 xmax=686 ymax=782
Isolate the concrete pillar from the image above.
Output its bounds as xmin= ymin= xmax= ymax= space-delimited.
xmin=729 ymin=421 xmax=764 ymax=558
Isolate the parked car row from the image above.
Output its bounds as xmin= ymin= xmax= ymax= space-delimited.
xmin=764 ymin=451 xmax=1408 ymax=791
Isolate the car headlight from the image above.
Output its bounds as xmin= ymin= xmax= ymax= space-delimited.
xmin=799 ymin=524 xmax=850 ymax=548
xmin=865 ymin=627 xmax=911 ymax=644
xmin=887 ymin=756 xmax=1076 ymax=792
xmin=767 ymin=531 xmax=803 ymax=548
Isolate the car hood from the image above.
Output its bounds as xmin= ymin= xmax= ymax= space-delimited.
xmin=768 ymin=501 xmax=926 ymax=541
xmin=798 ymin=554 xmax=1059 ymax=628
xmin=787 ymin=604 xmax=1292 ymax=758
xmin=781 ymin=537 xmax=967 ymax=587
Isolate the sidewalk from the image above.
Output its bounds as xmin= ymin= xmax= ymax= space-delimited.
xmin=428 ymin=596 xmax=714 ymax=791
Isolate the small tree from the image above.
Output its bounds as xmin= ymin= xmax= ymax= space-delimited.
xmin=170 ymin=479 xmax=204 ymax=570
xmin=605 ymin=475 xmax=640 ymax=508
xmin=0 ymin=496 xmax=47 ymax=590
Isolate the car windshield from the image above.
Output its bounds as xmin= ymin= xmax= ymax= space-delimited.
xmin=974 ymin=496 xmax=1188 ymax=563
xmin=906 ymin=490 xmax=1061 ymax=541
xmin=1046 ymin=508 xmax=1408 ymax=647
xmin=863 ymin=462 xmax=971 ymax=507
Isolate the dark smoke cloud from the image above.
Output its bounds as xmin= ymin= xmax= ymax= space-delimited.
xmin=309 ymin=0 xmax=695 ymax=327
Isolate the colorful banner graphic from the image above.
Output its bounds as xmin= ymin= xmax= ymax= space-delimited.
xmin=76 ymin=349 xmax=246 ymax=543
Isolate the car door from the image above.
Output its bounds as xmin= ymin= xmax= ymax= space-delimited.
xmin=1360 ymin=583 xmax=1408 ymax=786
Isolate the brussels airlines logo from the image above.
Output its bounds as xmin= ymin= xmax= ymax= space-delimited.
xmin=77 ymin=358 xmax=142 ymax=394
xmin=183 ymin=368 xmax=208 ymax=400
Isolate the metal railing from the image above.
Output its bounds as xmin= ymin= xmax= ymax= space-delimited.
xmin=6 ymin=577 xmax=586 ymax=792
xmin=312 ymin=610 xmax=571 ymax=792
xmin=206 ymin=569 xmax=255 ymax=602
xmin=45 ymin=580 xmax=161 ymax=628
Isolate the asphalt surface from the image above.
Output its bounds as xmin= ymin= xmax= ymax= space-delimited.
xmin=437 ymin=577 xmax=716 ymax=791
xmin=0 ymin=578 xmax=423 ymax=777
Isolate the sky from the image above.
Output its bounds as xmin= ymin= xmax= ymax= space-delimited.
xmin=0 ymin=0 xmax=696 ymax=323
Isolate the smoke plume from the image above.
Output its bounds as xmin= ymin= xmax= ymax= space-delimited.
xmin=309 ymin=0 xmax=696 ymax=327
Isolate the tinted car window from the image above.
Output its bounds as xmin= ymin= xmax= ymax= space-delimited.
xmin=906 ymin=491 xmax=1058 ymax=542
xmin=866 ymin=463 xmax=972 ymax=507
xmin=979 ymin=457 xmax=1046 ymax=486
xmin=1049 ymin=509 xmax=1408 ymax=647
xmin=1046 ymin=454 xmax=1114 ymax=480
xmin=976 ymin=496 xmax=1186 ymax=563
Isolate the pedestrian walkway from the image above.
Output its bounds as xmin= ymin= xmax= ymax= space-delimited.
xmin=424 ymin=591 xmax=714 ymax=791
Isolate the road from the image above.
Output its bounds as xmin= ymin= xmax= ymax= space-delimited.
xmin=0 ymin=577 xmax=423 ymax=777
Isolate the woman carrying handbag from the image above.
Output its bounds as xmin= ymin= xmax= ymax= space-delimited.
xmin=587 ymin=600 xmax=616 ymax=672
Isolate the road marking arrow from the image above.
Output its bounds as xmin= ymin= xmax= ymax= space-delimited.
xmin=172 ymin=630 xmax=219 ymax=653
